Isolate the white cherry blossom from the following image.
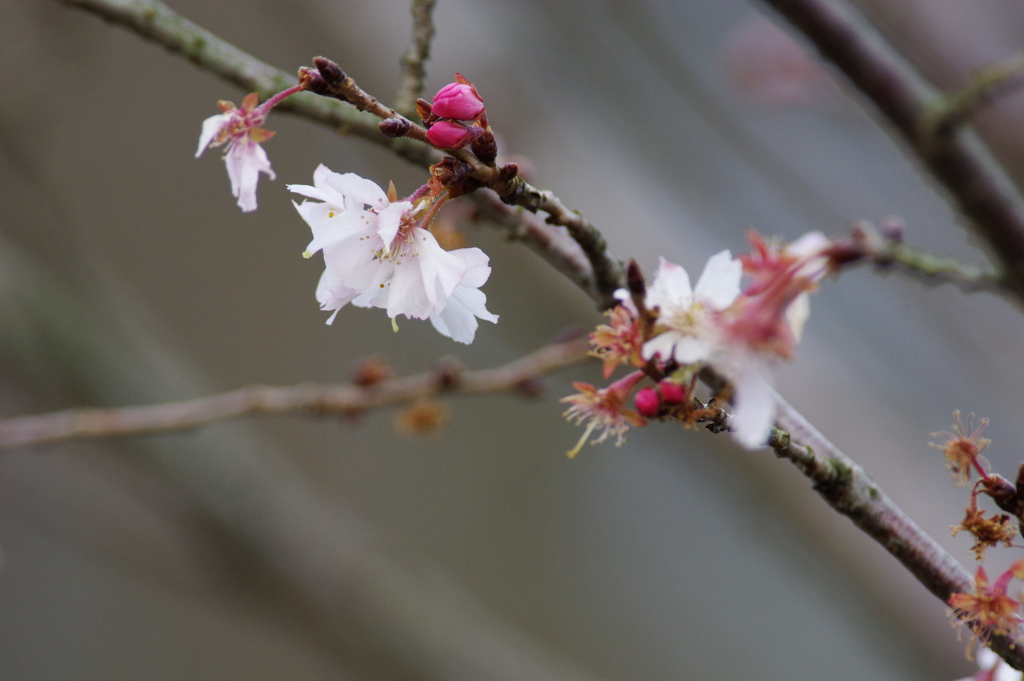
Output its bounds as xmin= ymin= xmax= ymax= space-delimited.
xmin=641 ymin=250 xmax=742 ymax=365
xmin=640 ymin=250 xmax=778 ymax=449
xmin=290 ymin=165 xmax=497 ymax=343
xmin=196 ymin=93 xmax=277 ymax=212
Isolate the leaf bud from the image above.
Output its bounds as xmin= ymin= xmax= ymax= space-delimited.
xmin=379 ymin=117 xmax=412 ymax=138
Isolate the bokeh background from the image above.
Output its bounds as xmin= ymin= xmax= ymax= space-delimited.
xmin=3 ymin=0 xmax=1024 ymax=679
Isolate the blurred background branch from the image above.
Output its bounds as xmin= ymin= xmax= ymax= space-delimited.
xmin=0 ymin=335 xmax=588 ymax=449
xmin=761 ymin=0 xmax=1024 ymax=303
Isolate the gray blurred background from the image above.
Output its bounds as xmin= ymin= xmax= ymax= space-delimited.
xmin=3 ymin=0 xmax=1024 ymax=679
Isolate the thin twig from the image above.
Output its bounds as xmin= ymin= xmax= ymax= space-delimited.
xmin=835 ymin=219 xmax=1007 ymax=295
xmin=869 ymin=241 xmax=1005 ymax=294
xmin=59 ymin=0 xmax=624 ymax=308
xmin=761 ymin=0 xmax=1024 ymax=303
xmin=394 ymin=0 xmax=438 ymax=117
xmin=922 ymin=53 xmax=1024 ymax=141
xmin=0 ymin=337 xmax=589 ymax=449
xmin=474 ymin=193 xmax=597 ymax=295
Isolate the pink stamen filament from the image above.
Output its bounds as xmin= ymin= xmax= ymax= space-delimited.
xmin=416 ymin=190 xmax=451 ymax=232
xmin=973 ymin=457 xmax=990 ymax=480
xmin=405 ymin=183 xmax=432 ymax=203
xmin=257 ymin=84 xmax=306 ymax=114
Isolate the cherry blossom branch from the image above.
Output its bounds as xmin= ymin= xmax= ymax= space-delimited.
xmin=302 ymin=58 xmax=624 ymax=306
xmin=0 ymin=336 xmax=588 ymax=450
xmin=394 ymin=0 xmax=438 ymax=118
xmin=56 ymin=0 xmax=437 ymax=167
xmin=58 ymin=0 xmax=623 ymax=308
xmin=760 ymin=0 xmax=1024 ymax=302
xmin=53 ymin=0 xmax=1020 ymax=667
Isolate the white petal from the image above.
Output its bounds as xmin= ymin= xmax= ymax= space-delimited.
xmin=611 ymin=288 xmax=638 ymax=314
xmin=671 ymin=336 xmax=714 ymax=365
xmin=385 ymin=228 xmax=465 ymax=319
xmin=730 ymin=363 xmax=776 ymax=449
xmin=449 ymin=247 xmax=492 ymax=288
xmin=321 ymin=169 xmax=388 ymax=210
xmin=646 ymin=258 xmax=692 ymax=315
xmin=310 ymin=164 xmax=353 ymax=209
xmin=314 ymin=210 xmax=377 ymax=266
xmin=225 ymin=138 xmax=274 ymax=212
xmin=785 ymin=292 xmax=811 ymax=341
xmin=315 ymin=268 xmax=361 ymax=324
xmin=976 ymin=649 xmax=1000 ymax=670
xmin=642 ymin=332 xmax=680 ymax=361
xmin=287 ymin=183 xmax=331 ymax=203
xmin=292 ymin=200 xmax=333 ymax=240
xmin=429 ymin=283 xmax=498 ymax=344
xmin=694 ymin=250 xmax=742 ymax=310
xmin=375 ymin=201 xmax=412 ymax=248
xmin=786 ymin=231 xmax=830 ymax=258
xmin=196 ymin=112 xmax=231 ymax=157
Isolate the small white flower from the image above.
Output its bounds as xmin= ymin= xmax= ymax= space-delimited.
xmin=641 ymin=250 xmax=779 ymax=449
xmin=290 ymin=165 xmax=497 ymax=341
xmin=641 ymin=251 xmax=742 ymax=365
xmin=196 ymin=93 xmax=277 ymax=213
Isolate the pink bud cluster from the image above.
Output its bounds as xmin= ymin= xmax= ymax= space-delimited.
xmin=424 ymin=74 xmax=490 ymax=151
xmin=634 ymin=379 xmax=689 ymax=418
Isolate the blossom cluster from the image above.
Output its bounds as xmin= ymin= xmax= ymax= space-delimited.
xmin=290 ymin=164 xmax=497 ymax=343
xmin=564 ymin=231 xmax=834 ymax=453
xmin=196 ymin=78 xmax=498 ymax=343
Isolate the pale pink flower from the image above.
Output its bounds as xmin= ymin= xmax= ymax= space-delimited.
xmin=196 ymin=85 xmax=303 ymax=212
xmin=196 ymin=93 xmax=276 ymax=212
xmin=640 ymin=252 xmax=778 ymax=447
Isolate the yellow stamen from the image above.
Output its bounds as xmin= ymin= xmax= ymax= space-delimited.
xmin=567 ymin=422 xmax=597 ymax=459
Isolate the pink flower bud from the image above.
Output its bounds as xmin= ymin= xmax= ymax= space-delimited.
xmin=431 ymin=82 xmax=485 ymax=120
xmin=658 ymin=379 xmax=687 ymax=405
xmin=427 ymin=119 xmax=483 ymax=149
xmin=634 ymin=386 xmax=661 ymax=418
